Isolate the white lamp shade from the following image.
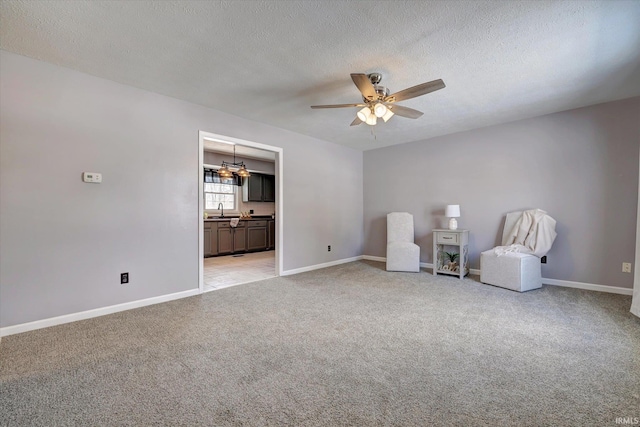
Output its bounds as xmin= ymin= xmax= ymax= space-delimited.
xmin=381 ymin=108 xmax=395 ymax=122
xmin=357 ymin=107 xmax=371 ymax=122
xmin=373 ymin=103 xmax=387 ymax=118
xmin=365 ymin=114 xmax=377 ymax=125
xmin=445 ymin=204 xmax=460 ymax=218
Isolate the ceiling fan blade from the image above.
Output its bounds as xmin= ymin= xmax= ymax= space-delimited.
xmin=351 ymin=73 xmax=377 ymax=100
xmin=350 ymin=116 xmax=363 ymax=126
xmin=310 ymin=103 xmax=366 ymax=109
xmin=386 ymin=79 xmax=445 ymax=103
xmin=389 ymin=104 xmax=424 ymax=119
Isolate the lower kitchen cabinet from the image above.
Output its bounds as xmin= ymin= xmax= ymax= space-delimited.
xmin=217 ymin=222 xmax=246 ymax=255
xmin=217 ymin=227 xmax=232 ymax=254
xmin=204 ymin=224 xmax=212 ymax=256
xmin=205 ymin=219 xmax=274 ymax=257
xmin=204 ymin=222 xmax=218 ymax=256
xmin=268 ymin=220 xmax=275 ymax=250
xmin=234 ymin=226 xmax=246 ymax=252
xmin=247 ymin=220 xmax=267 ymax=251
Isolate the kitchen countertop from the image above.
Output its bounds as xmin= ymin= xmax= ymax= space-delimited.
xmin=204 ymin=215 xmax=274 ymax=222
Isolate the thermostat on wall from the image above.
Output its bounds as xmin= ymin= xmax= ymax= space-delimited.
xmin=82 ymin=172 xmax=102 ymax=183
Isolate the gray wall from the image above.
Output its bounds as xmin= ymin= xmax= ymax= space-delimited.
xmin=364 ymin=97 xmax=640 ymax=289
xmin=0 ymin=51 xmax=363 ymax=327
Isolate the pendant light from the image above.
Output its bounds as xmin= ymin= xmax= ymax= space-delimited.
xmin=218 ymin=164 xmax=232 ymax=178
xmin=236 ymin=164 xmax=250 ymax=177
xmin=219 ymin=144 xmax=250 ymax=181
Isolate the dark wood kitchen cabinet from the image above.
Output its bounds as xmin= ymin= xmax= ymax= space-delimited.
xmin=243 ymin=173 xmax=275 ymax=202
xmin=204 ymin=222 xmax=219 ymax=256
xmin=206 ymin=219 xmax=274 ymax=257
xmin=217 ymin=221 xmax=246 ymax=255
xmin=262 ymin=175 xmax=275 ymax=202
xmin=204 ymin=222 xmax=212 ymax=256
xmin=247 ymin=220 xmax=267 ymax=251
xmin=245 ymin=174 xmax=263 ymax=202
xmin=268 ymin=219 xmax=275 ymax=250
xmin=234 ymin=226 xmax=246 ymax=252
xmin=218 ymin=228 xmax=233 ymax=255
xmin=217 ymin=226 xmax=232 ymax=255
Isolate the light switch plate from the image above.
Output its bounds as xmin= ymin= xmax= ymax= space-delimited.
xmin=82 ymin=172 xmax=102 ymax=183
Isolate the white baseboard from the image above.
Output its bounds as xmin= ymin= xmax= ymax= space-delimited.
xmin=0 ymin=288 xmax=200 ymax=337
xmin=281 ymin=256 xmax=363 ymax=276
xmin=542 ymin=278 xmax=633 ymax=295
xmin=3 ymin=256 xmax=363 ymax=337
xmin=362 ymin=255 xmax=632 ymax=295
xmin=3 ymin=258 xmax=632 ymax=338
xmin=363 ymin=255 xmax=481 ymax=275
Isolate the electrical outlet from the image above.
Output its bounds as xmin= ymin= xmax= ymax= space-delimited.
xmin=328 ymin=245 xmax=331 ymax=252
xmin=121 ymin=272 xmax=129 ymax=284
xmin=622 ymin=263 xmax=632 ymax=273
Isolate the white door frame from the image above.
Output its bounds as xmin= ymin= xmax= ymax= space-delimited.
xmin=198 ymin=131 xmax=283 ymax=293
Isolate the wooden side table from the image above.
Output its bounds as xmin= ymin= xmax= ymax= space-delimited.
xmin=433 ymin=229 xmax=469 ymax=279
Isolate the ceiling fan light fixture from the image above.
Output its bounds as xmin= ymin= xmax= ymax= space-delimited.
xmin=357 ymin=106 xmax=371 ymax=122
xmin=373 ymin=102 xmax=387 ymax=118
xmin=381 ymin=108 xmax=395 ymax=122
xmin=365 ymin=115 xmax=377 ymax=126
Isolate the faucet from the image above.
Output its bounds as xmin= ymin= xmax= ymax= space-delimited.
xmin=217 ymin=202 xmax=224 ymax=218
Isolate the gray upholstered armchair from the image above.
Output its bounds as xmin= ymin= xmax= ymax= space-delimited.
xmin=386 ymin=212 xmax=420 ymax=272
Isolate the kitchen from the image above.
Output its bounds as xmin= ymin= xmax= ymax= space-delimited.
xmin=202 ymin=140 xmax=276 ymax=291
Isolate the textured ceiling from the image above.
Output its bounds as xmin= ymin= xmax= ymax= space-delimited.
xmin=2 ymin=0 xmax=639 ymax=151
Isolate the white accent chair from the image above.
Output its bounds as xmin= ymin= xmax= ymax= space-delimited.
xmin=480 ymin=211 xmax=542 ymax=292
xmin=386 ymin=212 xmax=420 ymax=272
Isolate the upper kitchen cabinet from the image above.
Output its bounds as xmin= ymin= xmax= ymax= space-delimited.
xmin=242 ymin=173 xmax=275 ymax=202
xmin=262 ymin=174 xmax=275 ymax=202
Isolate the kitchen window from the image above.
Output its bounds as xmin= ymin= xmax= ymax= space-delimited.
xmin=204 ymin=182 xmax=237 ymax=211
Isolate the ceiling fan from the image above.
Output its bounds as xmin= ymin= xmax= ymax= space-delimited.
xmin=311 ymin=73 xmax=445 ymax=126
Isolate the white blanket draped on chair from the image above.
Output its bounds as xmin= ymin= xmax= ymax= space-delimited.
xmin=493 ymin=209 xmax=557 ymax=258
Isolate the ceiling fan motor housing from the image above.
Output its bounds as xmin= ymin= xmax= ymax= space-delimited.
xmin=367 ymin=73 xmax=382 ymax=84
xmin=364 ymin=73 xmax=389 ymax=102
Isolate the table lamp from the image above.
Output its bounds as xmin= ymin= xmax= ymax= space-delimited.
xmin=445 ymin=204 xmax=460 ymax=230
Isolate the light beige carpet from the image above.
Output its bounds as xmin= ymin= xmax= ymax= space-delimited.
xmin=1 ymin=260 xmax=639 ymax=426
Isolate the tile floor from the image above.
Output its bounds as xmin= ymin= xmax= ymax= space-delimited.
xmin=203 ymin=250 xmax=276 ymax=292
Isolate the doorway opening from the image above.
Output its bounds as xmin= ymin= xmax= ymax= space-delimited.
xmin=198 ymin=131 xmax=283 ymax=293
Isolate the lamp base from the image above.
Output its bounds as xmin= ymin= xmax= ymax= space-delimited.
xmin=448 ymin=218 xmax=458 ymax=230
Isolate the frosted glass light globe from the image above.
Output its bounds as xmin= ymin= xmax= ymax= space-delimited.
xmin=373 ymin=103 xmax=387 ymax=118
